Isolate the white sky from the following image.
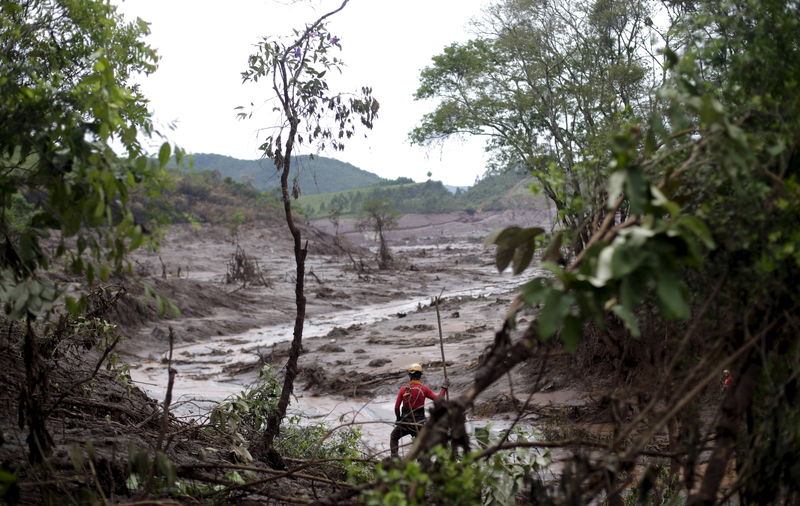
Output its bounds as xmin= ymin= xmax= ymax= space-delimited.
xmin=113 ymin=0 xmax=493 ymax=187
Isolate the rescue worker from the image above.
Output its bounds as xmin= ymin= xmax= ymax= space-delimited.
xmin=389 ymin=363 xmax=448 ymax=458
xmin=721 ymin=369 xmax=733 ymax=391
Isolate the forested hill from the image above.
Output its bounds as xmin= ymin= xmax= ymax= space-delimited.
xmin=184 ymin=153 xmax=383 ymax=195
xmin=298 ymin=170 xmax=544 ymax=219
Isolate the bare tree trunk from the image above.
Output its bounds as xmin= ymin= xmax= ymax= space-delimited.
xmin=377 ymin=227 xmax=391 ymax=269
xmin=687 ymin=353 xmax=759 ymax=505
xmin=252 ymin=119 xmax=307 ymax=462
xmin=20 ymin=317 xmax=52 ymax=463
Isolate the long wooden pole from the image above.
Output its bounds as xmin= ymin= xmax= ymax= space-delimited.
xmin=434 ymin=289 xmax=449 ymax=401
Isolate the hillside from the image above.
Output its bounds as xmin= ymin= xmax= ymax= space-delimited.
xmin=298 ymin=179 xmax=463 ymax=219
xmin=158 ymin=152 xmax=546 ymax=222
xmin=299 ymin=171 xmax=545 ymax=219
xmin=132 ymin=169 xmax=285 ymax=225
xmin=459 ymin=170 xmax=546 ymax=211
xmin=184 ymin=153 xmax=383 ymax=195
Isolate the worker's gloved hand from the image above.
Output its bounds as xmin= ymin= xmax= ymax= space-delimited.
xmin=395 ymin=415 xmax=401 ymax=422
xmin=443 ymin=379 xmax=451 ymax=389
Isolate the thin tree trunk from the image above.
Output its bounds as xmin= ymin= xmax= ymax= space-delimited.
xmin=378 ymin=228 xmax=391 ymax=269
xmin=253 ymin=119 xmax=307 ymax=461
xmin=687 ymin=354 xmax=759 ymax=505
xmin=21 ymin=317 xmax=52 ymax=463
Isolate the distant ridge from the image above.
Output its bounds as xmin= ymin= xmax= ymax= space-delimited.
xmin=173 ymin=153 xmax=547 ymax=218
xmin=184 ymin=153 xmax=384 ymax=195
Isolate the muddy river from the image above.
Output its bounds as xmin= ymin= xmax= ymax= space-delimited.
xmin=122 ymin=211 xmax=581 ymax=457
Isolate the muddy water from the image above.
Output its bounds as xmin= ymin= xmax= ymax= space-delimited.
xmin=128 ymin=269 xmax=538 ymax=454
xmin=126 ymin=230 xmax=567 ymax=456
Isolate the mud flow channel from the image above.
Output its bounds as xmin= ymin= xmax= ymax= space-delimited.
xmin=128 ymin=242 xmax=562 ymax=456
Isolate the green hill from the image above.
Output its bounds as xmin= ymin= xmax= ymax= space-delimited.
xmin=298 ymin=179 xmax=463 ymax=219
xmin=184 ymin=153 xmax=384 ymax=195
xmin=297 ymin=171 xmax=545 ymax=220
xmin=132 ymin=169 xmax=285 ymax=225
xmin=162 ymin=153 xmax=544 ymax=221
xmin=460 ymin=170 xmax=545 ymax=211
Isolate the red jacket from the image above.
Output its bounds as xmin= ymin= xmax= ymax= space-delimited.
xmin=394 ymin=380 xmax=446 ymax=418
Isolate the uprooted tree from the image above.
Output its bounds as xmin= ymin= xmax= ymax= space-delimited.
xmin=240 ymin=0 xmax=378 ymax=459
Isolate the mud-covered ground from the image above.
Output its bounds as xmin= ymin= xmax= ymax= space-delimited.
xmin=116 ymin=208 xmax=592 ymax=456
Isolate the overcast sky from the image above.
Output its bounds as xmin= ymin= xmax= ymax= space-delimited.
xmin=112 ymin=0 xmax=493 ymax=187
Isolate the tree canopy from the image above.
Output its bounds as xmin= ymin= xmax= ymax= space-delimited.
xmin=0 ymin=0 xmax=175 ymax=319
xmin=412 ymin=0 xmax=660 ymax=252
xmin=409 ymin=0 xmax=800 ymax=502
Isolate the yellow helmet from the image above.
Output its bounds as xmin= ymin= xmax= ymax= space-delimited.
xmin=407 ymin=363 xmax=423 ymax=373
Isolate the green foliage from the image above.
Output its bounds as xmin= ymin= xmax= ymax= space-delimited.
xmin=471 ymin=0 xmax=800 ymax=499
xmin=210 ymin=366 xmax=282 ymax=463
xmin=486 ymin=226 xmax=545 ymax=275
xmin=126 ymin=445 xmax=178 ymax=493
xmin=139 ymin=169 xmax=283 ymax=225
xmin=460 ymin=170 xmax=540 ymax=211
xmin=360 ymin=447 xmax=483 ymax=506
xmin=299 ymin=173 xmax=543 ymax=220
xmin=275 ymin=417 xmax=369 ymax=480
xmin=61 ymin=314 xmax=131 ymax=382
xmin=0 ymin=468 xmax=18 ymax=501
xmin=361 ymin=429 xmax=550 ymax=506
xmin=241 ymin=23 xmax=378 ymax=165
xmin=0 ymin=0 xmax=175 ymax=319
xmin=209 ymin=366 xmax=367 ymax=478
xmin=475 ymin=427 xmax=552 ymax=505
xmin=412 ymin=0 xmax=659 ymax=249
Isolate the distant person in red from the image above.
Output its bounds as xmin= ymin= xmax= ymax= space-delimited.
xmin=721 ymin=369 xmax=733 ymax=391
xmin=389 ymin=363 xmax=448 ymax=458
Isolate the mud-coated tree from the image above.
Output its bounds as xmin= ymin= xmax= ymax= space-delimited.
xmin=357 ymin=198 xmax=398 ymax=270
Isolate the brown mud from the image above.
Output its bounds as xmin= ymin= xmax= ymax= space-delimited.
xmin=112 ymin=208 xmax=597 ymax=455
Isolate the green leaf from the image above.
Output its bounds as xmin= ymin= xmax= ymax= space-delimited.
xmin=611 ymin=244 xmax=646 ymax=278
xmin=655 ymin=271 xmax=690 ymax=320
xmin=65 ymin=296 xmax=85 ymax=315
xmin=85 ymin=440 xmax=95 ymax=460
xmin=650 ymin=186 xmax=679 ymax=216
xmin=68 ymin=445 xmax=85 ymax=471
xmin=626 ymin=168 xmax=648 ymax=215
xmin=0 ymin=470 xmax=18 ymax=485
xmin=611 ymin=304 xmax=641 ymax=338
xmin=521 ymin=278 xmax=548 ymax=306
xmin=474 ymin=425 xmax=490 ymax=448
xmin=619 ymin=273 xmax=645 ymax=312
xmin=156 ymin=451 xmax=177 ymax=486
xmin=488 ymin=226 xmax=543 ymax=273
xmin=541 ymin=232 xmax=563 ymax=263
xmin=494 ymin=240 xmax=516 ymax=273
xmin=128 ymin=226 xmax=144 ymax=251
xmin=607 ymin=171 xmax=626 ymax=207
xmin=561 ymin=315 xmax=582 ymax=353
xmin=538 ymin=289 xmax=573 ymax=341
xmin=511 ymin=238 xmax=535 ymax=275
xmin=591 ymin=245 xmax=615 ymax=287
xmin=679 ymin=215 xmax=715 ymax=249
xmin=158 ymin=142 xmax=171 ymax=168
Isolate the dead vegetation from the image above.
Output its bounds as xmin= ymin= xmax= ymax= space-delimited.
xmin=0 ymin=313 xmax=370 ymax=504
xmin=225 ymin=245 xmax=271 ymax=287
